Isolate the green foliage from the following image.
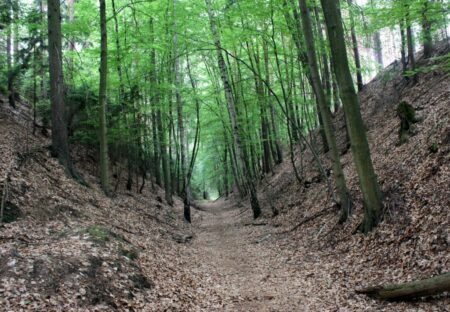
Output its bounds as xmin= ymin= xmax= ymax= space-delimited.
xmin=83 ymin=225 xmax=111 ymax=243
xmin=1 ymin=0 xmax=447 ymax=197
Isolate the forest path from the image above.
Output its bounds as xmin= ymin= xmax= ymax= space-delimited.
xmin=190 ymin=198 xmax=307 ymax=311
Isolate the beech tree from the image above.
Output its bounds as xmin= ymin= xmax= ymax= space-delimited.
xmin=98 ymin=0 xmax=110 ymax=194
xmin=47 ymin=0 xmax=75 ymax=175
xmin=320 ymin=0 xmax=383 ymax=233
xmin=298 ymin=0 xmax=351 ymax=222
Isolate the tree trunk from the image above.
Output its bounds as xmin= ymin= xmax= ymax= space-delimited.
xmin=205 ymin=0 xmax=261 ymax=219
xmin=400 ymin=18 xmax=408 ymax=73
xmin=157 ymin=109 xmax=173 ymax=205
xmin=299 ymin=0 xmax=352 ymax=222
xmin=321 ymin=0 xmax=383 ymax=233
xmin=356 ymin=272 xmax=450 ymax=300
xmin=148 ymin=18 xmax=161 ymax=186
xmin=373 ymin=31 xmax=383 ymax=68
xmin=223 ymin=147 xmax=229 ymax=197
xmin=67 ymin=0 xmax=76 ymax=50
xmin=263 ymin=39 xmax=283 ymax=165
xmin=98 ymin=0 xmax=110 ymax=194
xmin=47 ymin=0 xmax=75 ymax=176
xmin=421 ymin=0 xmax=433 ymax=58
xmin=6 ymin=1 xmax=15 ymax=108
xmin=347 ymin=0 xmax=363 ymax=92
xmin=173 ymin=0 xmax=190 ymax=222
xmin=405 ymin=4 xmax=416 ymax=75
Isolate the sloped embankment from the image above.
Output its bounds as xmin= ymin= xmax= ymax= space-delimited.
xmin=0 ymin=95 xmax=221 ymax=310
xmin=252 ymin=43 xmax=450 ymax=310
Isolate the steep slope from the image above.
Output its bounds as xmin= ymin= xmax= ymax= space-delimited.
xmin=0 ymin=95 xmax=221 ymax=310
xmin=250 ymin=43 xmax=450 ymax=310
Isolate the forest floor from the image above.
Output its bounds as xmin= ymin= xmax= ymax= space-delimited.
xmin=190 ymin=199 xmax=296 ymax=311
xmin=187 ymin=195 xmax=450 ymax=312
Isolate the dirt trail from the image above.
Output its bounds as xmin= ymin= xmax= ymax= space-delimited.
xmin=190 ymin=198 xmax=306 ymax=312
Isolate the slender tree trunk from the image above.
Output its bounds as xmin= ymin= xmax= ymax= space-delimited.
xmin=400 ymin=19 xmax=408 ymax=73
xmin=185 ymin=53 xmax=201 ymax=189
xmin=148 ymin=18 xmax=161 ymax=186
xmin=223 ymin=147 xmax=229 ymax=197
xmin=173 ymin=0 xmax=190 ymax=222
xmin=263 ymin=39 xmax=283 ymax=165
xmin=205 ymin=0 xmax=261 ymax=219
xmin=405 ymin=4 xmax=416 ymax=75
xmin=67 ymin=0 xmax=76 ymax=50
xmin=347 ymin=0 xmax=363 ymax=92
xmin=99 ymin=0 xmax=110 ymax=194
xmin=422 ymin=0 xmax=433 ymax=58
xmin=6 ymin=1 xmax=15 ymax=108
xmin=33 ymin=46 xmax=37 ymax=134
xmin=321 ymin=0 xmax=384 ymax=233
xmin=369 ymin=0 xmax=383 ymax=68
xmin=373 ymin=32 xmax=383 ymax=68
xmin=299 ymin=0 xmax=352 ymax=222
xmin=157 ymin=109 xmax=173 ymax=205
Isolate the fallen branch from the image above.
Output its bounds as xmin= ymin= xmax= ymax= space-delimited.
xmin=244 ymin=221 xmax=268 ymax=226
xmin=356 ymin=272 xmax=450 ymax=300
xmin=277 ymin=206 xmax=334 ymax=234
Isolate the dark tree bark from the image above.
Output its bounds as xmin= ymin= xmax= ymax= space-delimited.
xmin=321 ymin=0 xmax=383 ymax=233
xmin=299 ymin=0 xmax=352 ymax=222
xmin=99 ymin=0 xmax=110 ymax=194
xmin=47 ymin=0 xmax=76 ymax=176
xmin=6 ymin=0 xmax=15 ymax=108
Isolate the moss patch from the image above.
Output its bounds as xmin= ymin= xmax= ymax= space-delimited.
xmin=397 ymin=101 xmax=418 ymax=145
xmin=1 ymin=201 xmax=22 ymax=223
xmin=83 ymin=226 xmax=111 ymax=243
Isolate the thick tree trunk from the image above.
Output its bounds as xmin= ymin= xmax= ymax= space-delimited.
xmin=356 ymin=272 xmax=450 ymax=300
xmin=299 ymin=0 xmax=352 ymax=222
xmin=47 ymin=0 xmax=75 ymax=175
xmin=206 ymin=0 xmax=261 ymax=219
xmin=321 ymin=0 xmax=383 ymax=233
xmin=98 ymin=0 xmax=110 ymax=194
